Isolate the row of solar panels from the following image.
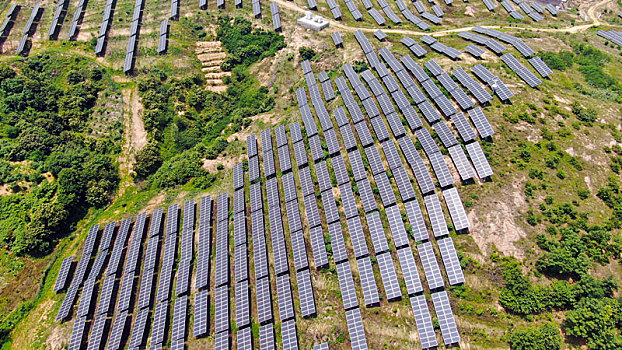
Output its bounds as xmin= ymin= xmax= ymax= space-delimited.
xmin=472 ymin=25 xmax=536 ymax=57
xmin=0 ymin=3 xmax=18 ymax=40
xmin=48 ymin=0 xmax=68 ymax=39
xmin=419 ymin=35 xmax=462 ymax=60
xmin=354 ymin=31 xmax=496 ymax=181
xmin=252 ymin=0 xmax=261 ymax=18
xmin=124 ymin=0 xmax=145 ymax=73
xmin=60 ymin=195 xmax=218 ymax=349
xmin=94 ymin=0 xmax=116 ymax=55
xmin=158 ymin=19 xmax=169 ymax=54
xmin=299 ymin=61 xmax=465 ymax=347
xmin=270 ymin=1 xmax=281 ymax=31
xmin=15 ymin=2 xmax=41 ymax=55
xmin=597 ymin=30 xmax=622 ymax=47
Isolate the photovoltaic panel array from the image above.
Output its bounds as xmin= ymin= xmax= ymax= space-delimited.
xmin=346 ymin=308 xmax=369 ymax=350
xmin=195 ymin=196 xmax=211 ymax=291
xmin=54 ymin=256 xmax=73 ymax=292
xmin=418 ymin=242 xmax=445 ymax=290
xmin=297 ymin=269 xmax=317 ymax=317
xmin=215 ymin=285 xmax=229 ymax=333
xmin=410 ymin=295 xmax=438 ymax=349
xmin=437 ymin=237 xmax=465 ymax=285
xmin=377 ymin=252 xmax=402 ymax=300
xmin=235 ymin=280 xmax=251 ymax=329
xmin=336 ymin=261 xmax=359 ymax=310
xmin=385 ymin=206 xmax=410 ymax=248
xmin=397 ymin=247 xmax=424 ymax=295
xmin=432 ymin=291 xmax=461 ymax=345
xmin=466 ymin=141 xmax=493 ymax=178
xmin=357 ymin=256 xmax=380 ymax=306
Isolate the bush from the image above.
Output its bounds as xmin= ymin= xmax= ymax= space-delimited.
xmin=299 ymin=46 xmax=316 ymax=61
xmin=509 ymin=323 xmax=562 ymax=350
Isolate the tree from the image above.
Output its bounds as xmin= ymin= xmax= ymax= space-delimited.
xmin=509 ymin=323 xmax=562 ymax=350
xmin=134 ymin=142 xmax=162 ymax=179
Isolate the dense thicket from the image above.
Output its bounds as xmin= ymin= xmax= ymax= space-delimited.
xmin=134 ymin=16 xmax=284 ymax=187
xmin=0 ymin=53 xmax=119 ymax=255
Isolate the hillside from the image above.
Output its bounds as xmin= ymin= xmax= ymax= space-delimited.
xmin=0 ymin=0 xmax=621 ymax=349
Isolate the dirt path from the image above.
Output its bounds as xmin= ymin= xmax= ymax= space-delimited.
xmin=118 ymin=85 xmax=147 ymax=196
xmin=275 ymin=0 xmax=618 ymax=36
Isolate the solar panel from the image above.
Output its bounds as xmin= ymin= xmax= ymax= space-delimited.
xmin=446 ymin=144 xmax=474 ymax=181
xmin=357 ymin=256 xmax=380 ymax=306
xmin=95 ymin=274 xmax=115 ymax=315
xmin=274 ymin=125 xmax=287 ymax=148
xmin=86 ymin=313 xmax=107 ymax=350
xmin=417 ymin=101 xmax=441 ymax=124
xmin=276 ymin=275 xmax=295 ymax=321
xmin=354 ymin=121 xmax=374 ymax=148
xmin=448 ymin=113 xmax=475 ymax=143
xmin=249 ymin=156 xmax=260 ymax=183
xmin=297 ymin=269 xmax=317 ymax=317
xmin=77 ymin=281 xmax=94 ymax=318
xmin=107 ymin=310 xmax=128 ymax=350
xmin=432 ymin=291 xmax=461 ymax=345
xmin=152 ymin=301 xmax=169 ymax=344
xmin=418 ymin=241 xmax=445 ymax=289
xmin=415 ymin=128 xmax=440 ymax=157
xmin=252 ymin=213 xmax=269 ymax=281
xmin=347 ymin=216 xmax=369 ymax=258
xmin=215 ymin=219 xmax=230 ymax=288
xmin=260 ymin=324 xmax=276 ymax=349
xmin=264 ymin=149 xmax=276 ymax=178
xmin=357 ymin=178 xmax=377 ymax=213
xmin=385 ymin=205 xmax=409 ymax=248
xmin=437 ymin=237 xmax=465 ymax=285
xmin=293 ymin=141 xmax=309 ymax=168
xmin=315 ymin=162 xmax=332 ymax=194
xmin=292 ymin=230 xmax=310 ymax=272
xmin=195 ymin=231 xmax=211 ymax=292
xmin=402 ymin=200 xmax=429 ymax=242
xmin=281 ymin=319 xmax=299 ymax=350
xmin=528 ymin=56 xmax=554 ymax=78
xmin=234 ymin=242 xmax=249 ymax=283
xmin=68 ymin=316 xmax=87 ymax=350
xmin=237 ymin=327 xmax=253 ymax=350
xmin=344 ymin=150 xmax=364 ymax=182
xmin=171 ymin=294 xmax=188 ymax=341
xmin=129 ymin=308 xmax=149 ymax=348
xmin=362 ymin=97 xmax=380 ymax=119
xmin=143 ymin=234 xmax=160 ymax=272
xmin=466 ymin=141 xmax=493 ymax=178
xmin=443 ymin=187 xmax=470 ymax=231
xmin=410 ymin=295 xmax=438 ymax=349
xmin=235 ymin=280 xmax=250 ymax=328
xmin=375 ymin=171 xmax=397 ymax=207
xmin=116 ymin=272 xmax=135 ymax=312
xmin=326 ymin=221 xmax=346 ymax=263
xmin=233 ymin=163 xmax=244 ymax=191
xmin=377 ymin=252 xmax=402 ymax=300
xmin=171 ymin=338 xmax=185 ymax=350
xmin=215 ymin=285 xmax=229 ymax=333
xmin=278 ymin=145 xmax=293 ymax=173
xmin=501 ymin=53 xmax=542 ymax=87
xmin=247 ymin=134 xmax=258 ymax=157
xmin=320 ymin=189 xmax=340 ymax=223
xmin=364 ymin=146 xmax=385 ymax=176
xmin=346 ymin=308 xmax=368 ymax=350
xmin=336 ymin=261 xmax=359 ymax=310
xmin=308 ymin=225 xmax=328 ymax=268
xmin=396 ymin=247 xmax=423 ymax=295
xmin=261 ymin=128 xmax=273 ymax=153
xmin=54 ymin=256 xmax=73 ymax=292
xmin=189 ymin=289 xmax=206 ymax=338
xmin=314 ymin=344 xmax=330 ymax=350
xmin=393 ymin=166 xmax=416 ymax=202
xmin=331 ymin=154 xmax=349 ymax=185
xmin=256 ymin=277 xmax=273 ymax=324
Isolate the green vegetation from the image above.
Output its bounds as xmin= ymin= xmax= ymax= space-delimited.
xmin=508 ymin=322 xmax=562 ymax=350
xmin=0 ymin=53 xmax=120 ymax=256
xmin=135 ymin=16 xmax=285 ymax=186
